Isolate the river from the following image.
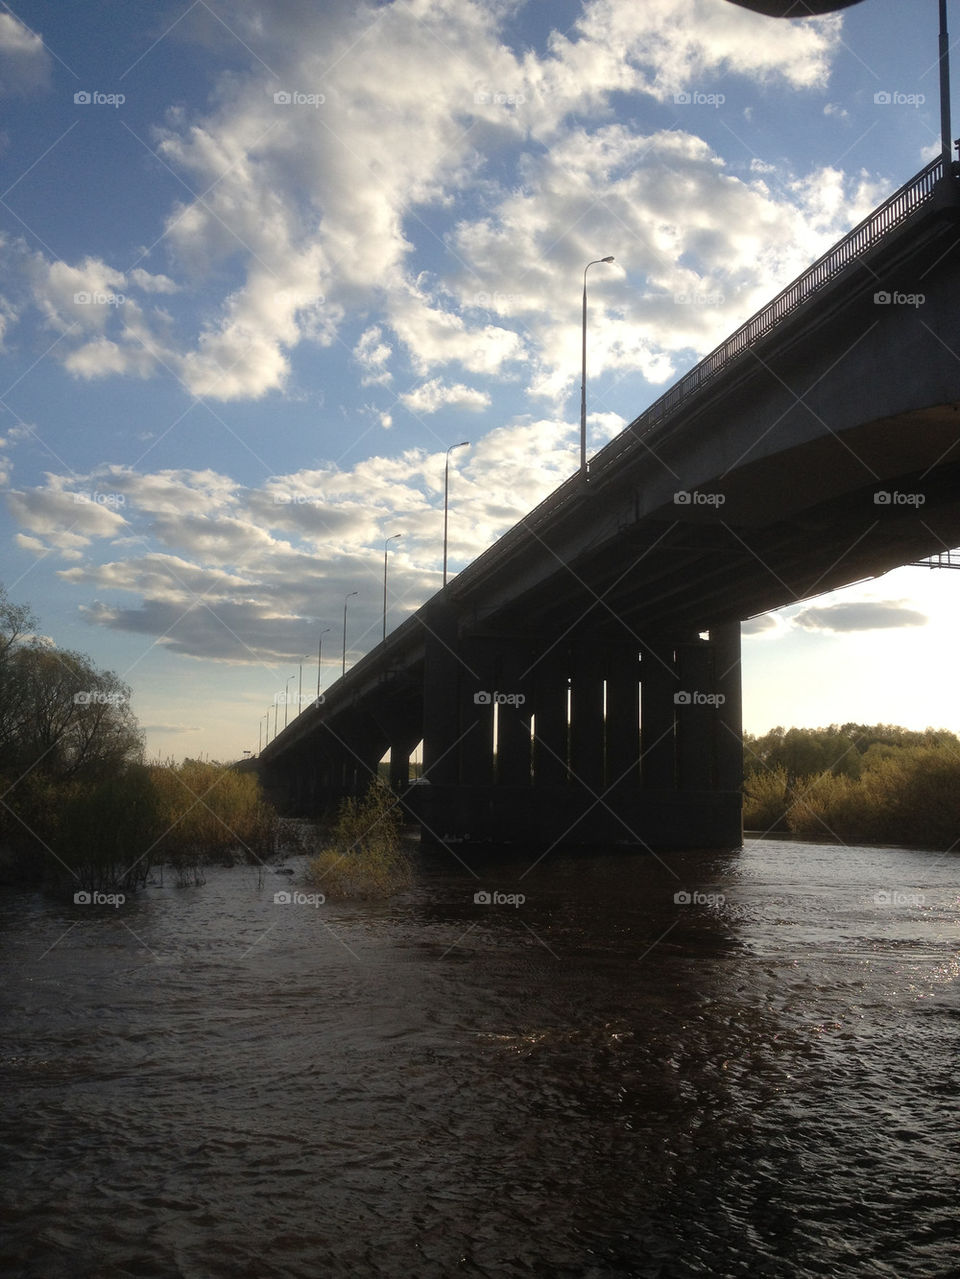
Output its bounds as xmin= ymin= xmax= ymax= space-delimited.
xmin=1 ymin=837 xmax=958 ymax=1278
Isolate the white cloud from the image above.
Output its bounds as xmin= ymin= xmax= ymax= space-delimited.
xmin=793 ymin=600 xmax=928 ymax=633
xmin=399 ymin=378 xmax=491 ymax=414
xmin=0 ymin=13 xmax=52 ymax=95
xmin=353 ymin=326 xmax=393 ymax=387
xmin=129 ymin=268 xmax=180 ymax=294
xmin=6 ymin=0 xmax=856 ymax=408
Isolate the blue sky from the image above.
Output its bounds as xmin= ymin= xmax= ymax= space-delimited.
xmin=0 ymin=0 xmax=957 ymax=760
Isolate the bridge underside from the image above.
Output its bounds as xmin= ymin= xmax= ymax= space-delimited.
xmin=261 ymin=618 xmax=744 ymax=851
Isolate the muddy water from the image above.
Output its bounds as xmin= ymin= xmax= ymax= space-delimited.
xmin=1 ymin=838 xmax=958 ymax=1277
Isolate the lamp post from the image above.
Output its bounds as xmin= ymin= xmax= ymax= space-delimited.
xmin=580 ymin=256 xmax=614 ymax=478
xmin=284 ymin=674 xmax=296 ymax=728
xmin=342 ymin=591 xmax=358 ymax=676
xmin=941 ymin=0 xmax=953 ymax=173
xmin=317 ymin=626 xmax=331 ymax=698
xmin=297 ymin=655 xmax=310 ymax=718
xmin=263 ymin=711 xmax=270 ymax=749
xmin=383 ymin=533 xmax=402 ymax=641
xmin=273 ymin=700 xmax=278 ymax=741
xmin=443 ymin=441 xmax=470 ymax=586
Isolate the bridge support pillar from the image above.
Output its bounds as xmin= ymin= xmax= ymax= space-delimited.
xmin=604 ymin=645 xmax=641 ymax=792
xmin=676 ymin=638 xmax=715 ymax=790
xmin=640 ymin=638 xmax=678 ymax=790
xmin=569 ymin=645 xmax=605 ymax=793
xmin=421 ymin=605 xmax=462 ymax=788
xmin=532 ymin=649 xmax=569 ymax=787
xmin=494 ymin=646 xmax=532 ymax=787
xmin=713 ymin=620 xmax=744 ymax=801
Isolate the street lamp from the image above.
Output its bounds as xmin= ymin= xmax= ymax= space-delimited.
xmin=342 ymin=591 xmax=358 ymax=676
xmin=297 ymin=654 xmax=310 ymax=718
xmin=443 ymin=441 xmax=470 ymax=586
xmin=383 ymin=533 xmax=402 ymax=641
xmin=284 ymin=673 xmax=296 ymax=728
xmin=316 ymin=626 xmax=331 ymax=698
xmin=580 ymin=256 xmax=614 ymax=478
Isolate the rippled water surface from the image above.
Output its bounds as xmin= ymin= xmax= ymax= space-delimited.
xmin=1 ymin=838 xmax=958 ymax=1278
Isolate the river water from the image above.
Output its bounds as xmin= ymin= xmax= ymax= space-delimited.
xmin=1 ymin=837 xmax=958 ymax=1278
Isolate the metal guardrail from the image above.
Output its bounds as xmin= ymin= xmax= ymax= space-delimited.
xmin=454 ymin=157 xmax=947 ymax=589
xmin=912 ymin=549 xmax=960 ymax=569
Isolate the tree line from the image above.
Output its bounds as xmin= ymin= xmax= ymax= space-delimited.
xmin=0 ymin=586 xmax=277 ymax=892
xmin=743 ymin=723 xmax=960 ymax=848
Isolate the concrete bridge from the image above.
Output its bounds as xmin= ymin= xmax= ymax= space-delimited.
xmin=257 ymin=157 xmax=960 ymax=852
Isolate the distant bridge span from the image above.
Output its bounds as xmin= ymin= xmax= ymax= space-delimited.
xmin=258 ymin=158 xmax=960 ymax=851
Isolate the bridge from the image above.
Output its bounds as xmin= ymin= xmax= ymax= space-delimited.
xmin=257 ymin=157 xmax=960 ymax=852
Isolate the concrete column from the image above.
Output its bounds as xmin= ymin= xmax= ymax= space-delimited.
xmin=494 ymin=645 xmax=532 ymax=786
xmin=640 ymin=638 xmax=677 ymax=790
xmin=676 ymin=640 xmax=714 ymax=790
xmin=388 ymin=742 xmax=412 ymax=792
xmin=711 ymin=621 xmax=743 ymax=793
xmin=569 ymin=644 xmax=605 ymax=793
xmin=421 ymin=603 xmax=463 ymax=786
xmin=604 ymin=645 xmax=640 ymax=791
xmin=531 ymin=648 xmax=569 ymax=787
xmin=458 ymin=637 xmax=494 ymax=787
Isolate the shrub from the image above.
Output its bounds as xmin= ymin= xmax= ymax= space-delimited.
xmin=149 ymin=759 xmax=278 ymax=883
xmin=743 ymin=765 xmax=791 ymax=831
xmin=305 ymin=779 xmax=412 ymax=899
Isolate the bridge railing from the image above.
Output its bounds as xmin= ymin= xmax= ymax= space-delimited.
xmin=453 ymin=157 xmax=946 ymax=588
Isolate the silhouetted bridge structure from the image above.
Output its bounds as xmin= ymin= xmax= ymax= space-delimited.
xmin=258 ymin=157 xmax=960 ymax=851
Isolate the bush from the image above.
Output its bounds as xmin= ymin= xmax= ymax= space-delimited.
xmin=743 ymin=765 xmax=791 ymax=831
xmin=149 ymin=759 xmax=278 ymax=884
xmin=49 ymin=765 xmax=160 ymax=893
xmin=305 ymin=779 xmax=412 ymax=899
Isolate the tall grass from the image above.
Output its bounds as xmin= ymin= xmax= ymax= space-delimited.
xmin=305 ymin=779 xmax=412 ymax=899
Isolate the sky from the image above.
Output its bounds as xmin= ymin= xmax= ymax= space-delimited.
xmin=0 ymin=0 xmax=957 ymax=761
